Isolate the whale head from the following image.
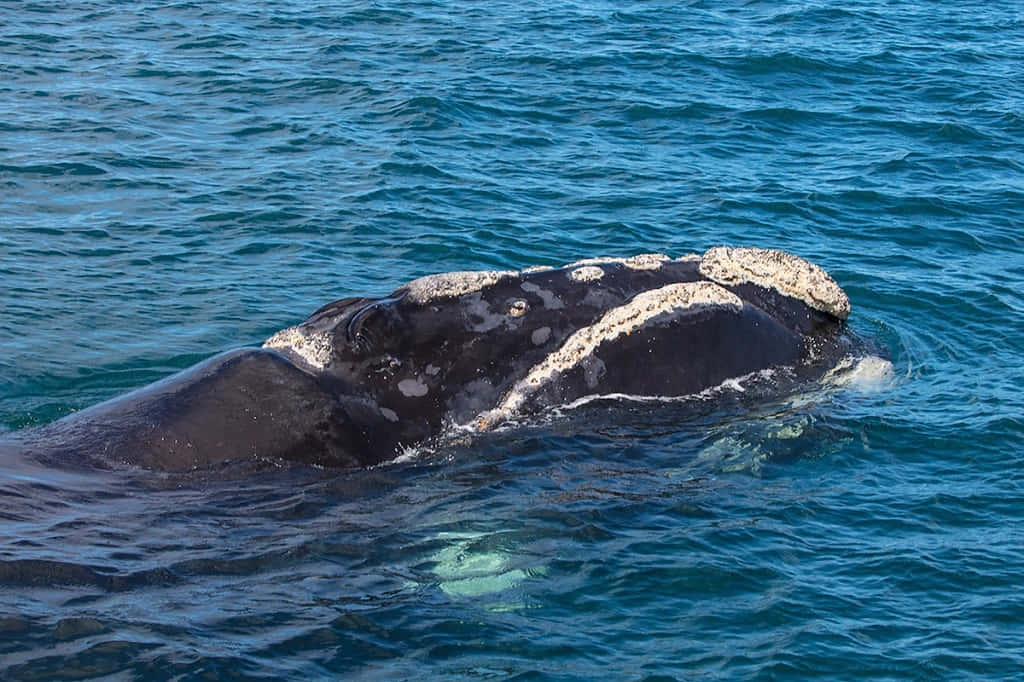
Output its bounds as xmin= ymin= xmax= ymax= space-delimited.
xmin=264 ymin=248 xmax=852 ymax=446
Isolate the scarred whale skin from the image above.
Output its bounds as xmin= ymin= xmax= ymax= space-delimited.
xmin=5 ymin=247 xmax=853 ymax=472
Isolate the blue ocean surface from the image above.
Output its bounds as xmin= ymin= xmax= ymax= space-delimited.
xmin=1 ymin=1 xmax=1023 ymax=679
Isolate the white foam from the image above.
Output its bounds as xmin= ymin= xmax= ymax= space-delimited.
xmin=823 ymin=355 xmax=895 ymax=392
xmin=388 ymin=443 xmax=424 ymax=465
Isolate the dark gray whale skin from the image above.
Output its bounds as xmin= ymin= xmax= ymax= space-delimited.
xmin=7 ymin=349 xmax=397 ymax=470
xmin=4 ymin=248 xmax=855 ymax=472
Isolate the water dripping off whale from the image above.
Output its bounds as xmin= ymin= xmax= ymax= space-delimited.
xmin=3 ymin=247 xmax=859 ymax=472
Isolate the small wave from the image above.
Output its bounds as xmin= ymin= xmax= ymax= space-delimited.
xmin=0 ymin=162 xmax=107 ymax=177
xmin=0 ymin=558 xmax=179 ymax=589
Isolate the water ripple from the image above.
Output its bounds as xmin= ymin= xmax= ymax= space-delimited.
xmin=1 ymin=0 xmax=1023 ymax=678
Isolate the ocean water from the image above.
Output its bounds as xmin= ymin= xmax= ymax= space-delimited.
xmin=1 ymin=0 xmax=1023 ymax=678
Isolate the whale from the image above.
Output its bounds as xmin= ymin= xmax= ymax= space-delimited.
xmin=3 ymin=247 xmax=855 ymax=472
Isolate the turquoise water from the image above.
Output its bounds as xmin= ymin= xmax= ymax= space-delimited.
xmin=2 ymin=1 xmax=1023 ymax=678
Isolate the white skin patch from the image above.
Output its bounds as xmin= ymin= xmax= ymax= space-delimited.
xmin=699 ymin=246 xmax=851 ymax=320
xmin=475 ymin=281 xmax=743 ymax=429
xmin=520 ymin=281 xmax=565 ymax=309
xmin=465 ymin=294 xmax=506 ymax=332
xmin=570 ymin=265 xmax=605 ymax=282
xmin=380 ymin=407 xmax=400 ymax=422
xmin=404 ymin=269 xmax=517 ymax=304
xmin=565 ymin=253 xmax=670 ymax=271
xmin=398 ymin=377 xmax=429 ymax=397
xmin=262 ymin=327 xmax=334 ymax=370
xmin=531 ymin=326 xmax=551 ymax=345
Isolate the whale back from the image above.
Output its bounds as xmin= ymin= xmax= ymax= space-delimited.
xmin=15 ymin=349 xmax=392 ymax=471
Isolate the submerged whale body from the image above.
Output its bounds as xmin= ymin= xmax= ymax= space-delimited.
xmin=7 ymin=247 xmax=856 ymax=472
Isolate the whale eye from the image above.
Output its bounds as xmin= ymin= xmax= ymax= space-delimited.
xmin=346 ymin=295 xmax=405 ymax=353
xmin=304 ymin=297 xmax=367 ymax=326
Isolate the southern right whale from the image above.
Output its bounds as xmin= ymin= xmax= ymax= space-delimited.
xmin=5 ymin=246 xmax=856 ymax=472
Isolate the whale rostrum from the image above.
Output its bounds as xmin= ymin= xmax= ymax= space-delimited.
xmin=7 ymin=246 xmax=854 ymax=471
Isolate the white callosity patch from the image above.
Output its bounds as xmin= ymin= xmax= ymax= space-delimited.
xmin=699 ymin=246 xmax=851 ymax=320
xmin=404 ymin=269 xmax=517 ymax=304
xmin=624 ymin=253 xmax=671 ymax=270
xmin=566 ymin=253 xmax=670 ymax=271
xmin=402 ymin=254 xmax=675 ymax=310
xmin=508 ymin=299 xmax=529 ymax=317
xmin=262 ymin=327 xmax=334 ymax=371
xmin=569 ymin=265 xmax=605 ymax=282
xmin=475 ymin=281 xmax=743 ymax=429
